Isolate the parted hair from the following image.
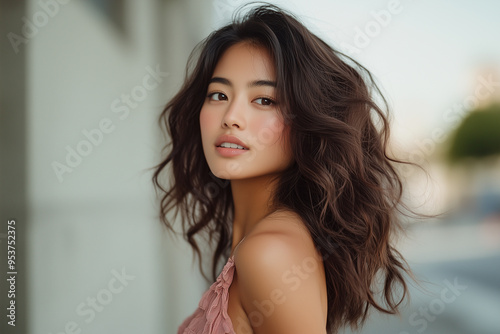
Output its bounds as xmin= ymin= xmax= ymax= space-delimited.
xmin=153 ymin=3 xmax=414 ymax=333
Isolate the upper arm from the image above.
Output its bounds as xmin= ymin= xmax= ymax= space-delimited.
xmin=235 ymin=225 xmax=327 ymax=334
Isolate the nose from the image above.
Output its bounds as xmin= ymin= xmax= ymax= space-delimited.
xmin=221 ymin=98 xmax=246 ymax=129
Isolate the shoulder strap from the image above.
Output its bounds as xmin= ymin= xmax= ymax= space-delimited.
xmin=230 ymin=236 xmax=246 ymax=258
xmin=235 ymin=236 xmax=246 ymax=251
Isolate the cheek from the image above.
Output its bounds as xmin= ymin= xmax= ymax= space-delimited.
xmin=250 ymin=114 xmax=287 ymax=149
xmin=199 ymin=108 xmax=218 ymax=137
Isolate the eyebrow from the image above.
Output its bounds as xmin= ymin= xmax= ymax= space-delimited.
xmin=209 ymin=76 xmax=277 ymax=88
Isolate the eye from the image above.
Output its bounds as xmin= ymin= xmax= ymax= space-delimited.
xmin=207 ymin=92 xmax=227 ymax=101
xmin=254 ymin=97 xmax=276 ymax=106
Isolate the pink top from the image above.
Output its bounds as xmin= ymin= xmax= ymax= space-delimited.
xmin=178 ymin=240 xmax=245 ymax=334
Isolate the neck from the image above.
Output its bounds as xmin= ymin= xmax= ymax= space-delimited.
xmin=230 ymin=174 xmax=280 ymax=246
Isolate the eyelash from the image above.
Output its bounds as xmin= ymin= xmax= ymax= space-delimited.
xmin=206 ymin=92 xmax=277 ymax=106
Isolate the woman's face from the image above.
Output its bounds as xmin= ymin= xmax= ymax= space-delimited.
xmin=200 ymin=42 xmax=293 ymax=180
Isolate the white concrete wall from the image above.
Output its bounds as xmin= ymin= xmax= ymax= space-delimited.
xmin=26 ymin=0 xmax=213 ymax=333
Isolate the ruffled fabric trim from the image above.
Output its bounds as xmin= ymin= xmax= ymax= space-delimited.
xmin=177 ymin=256 xmax=236 ymax=334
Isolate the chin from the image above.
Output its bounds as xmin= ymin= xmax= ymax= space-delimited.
xmin=208 ymin=162 xmax=245 ymax=180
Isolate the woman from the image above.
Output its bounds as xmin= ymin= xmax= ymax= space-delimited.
xmin=153 ymin=3 xmax=413 ymax=334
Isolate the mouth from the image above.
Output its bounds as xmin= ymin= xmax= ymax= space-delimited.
xmin=214 ymin=135 xmax=250 ymax=150
xmin=216 ymin=142 xmax=249 ymax=150
xmin=214 ymin=139 xmax=250 ymax=157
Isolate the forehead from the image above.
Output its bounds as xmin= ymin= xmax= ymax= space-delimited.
xmin=211 ymin=42 xmax=276 ymax=81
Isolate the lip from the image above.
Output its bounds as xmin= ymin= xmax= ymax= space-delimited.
xmin=215 ymin=146 xmax=249 ymax=157
xmin=215 ymin=135 xmax=249 ymax=150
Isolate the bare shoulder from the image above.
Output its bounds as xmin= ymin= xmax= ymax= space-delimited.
xmin=235 ymin=209 xmax=321 ymax=266
xmin=234 ymin=209 xmax=327 ymax=333
xmin=235 ymin=210 xmax=320 ymax=263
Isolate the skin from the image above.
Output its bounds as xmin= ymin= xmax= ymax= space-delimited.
xmin=199 ymin=41 xmax=328 ymax=334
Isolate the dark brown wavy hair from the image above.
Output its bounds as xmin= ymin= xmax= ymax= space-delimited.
xmin=153 ymin=3 xmax=415 ymax=333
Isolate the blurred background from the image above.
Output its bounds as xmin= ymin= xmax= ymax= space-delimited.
xmin=1 ymin=0 xmax=499 ymax=333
